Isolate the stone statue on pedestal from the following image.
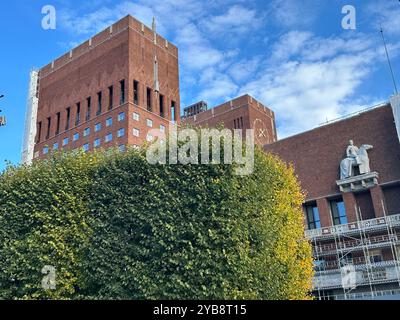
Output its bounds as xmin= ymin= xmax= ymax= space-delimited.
xmin=340 ymin=140 xmax=373 ymax=180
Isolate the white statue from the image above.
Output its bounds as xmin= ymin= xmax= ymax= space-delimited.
xmin=340 ymin=140 xmax=373 ymax=179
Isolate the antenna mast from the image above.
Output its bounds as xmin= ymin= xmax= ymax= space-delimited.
xmin=380 ymin=25 xmax=398 ymax=94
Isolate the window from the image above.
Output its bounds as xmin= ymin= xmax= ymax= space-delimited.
xmin=46 ymin=117 xmax=51 ymax=139
xmin=147 ymin=132 xmax=154 ymax=142
xmin=133 ymin=128 xmax=140 ymax=137
xmin=63 ymin=137 xmax=69 ymax=146
xmin=118 ymin=112 xmax=125 ymax=121
xmin=94 ymin=138 xmax=101 ymax=148
xmin=56 ymin=112 xmax=61 ymax=135
xmin=83 ymin=143 xmax=90 ymax=152
xmin=86 ymin=97 xmax=91 ymax=121
xmin=117 ymin=128 xmax=125 ymax=138
xmin=105 ymin=133 xmax=113 ymax=143
xmin=53 ymin=142 xmax=59 ymax=150
xmin=171 ymin=101 xmax=176 ymax=122
xmin=75 ymin=102 xmax=81 ymax=126
xmin=120 ymin=79 xmax=125 ymax=104
xmin=108 ymin=86 xmax=113 ymax=110
xmin=36 ymin=121 xmax=42 ymax=143
xmin=66 ymin=107 xmax=71 ymax=130
xmin=73 ymin=133 xmax=79 ymax=142
xmin=160 ymin=124 xmax=166 ymax=133
xmin=43 ymin=146 xmax=49 ymax=155
xmin=159 ymin=94 xmax=165 ymax=117
xmin=368 ymin=250 xmax=383 ymax=264
xmin=119 ymin=145 xmax=126 ymax=152
xmin=147 ymin=119 xmax=153 ymax=127
xmin=133 ymin=112 xmax=140 ymax=121
xmin=83 ymin=127 xmax=90 ymax=137
xmin=330 ymin=199 xmax=348 ymax=225
xmin=234 ymin=117 xmax=244 ymax=129
xmin=106 ymin=117 xmax=112 ymax=127
xmin=133 ymin=80 xmax=139 ymax=105
xmin=95 ymin=123 xmax=102 ymax=132
xmin=146 ymin=87 xmax=152 ymax=111
xmin=97 ymin=92 xmax=102 ymax=115
xmin=305 ymin=203 xmax=321 ymax=230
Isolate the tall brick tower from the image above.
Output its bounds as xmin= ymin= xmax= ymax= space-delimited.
xmin=22 ymin=15 xmax=180 ymax=163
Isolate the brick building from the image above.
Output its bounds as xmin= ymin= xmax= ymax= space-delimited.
xmin=22 ymin=15 xmax=180 ymax=163
xmin=21 ymin=14 xmax=400 ymax=300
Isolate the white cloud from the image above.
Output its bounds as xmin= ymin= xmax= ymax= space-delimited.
xmin=269 ymin=0 xmax=319 ymax=28
xmin=366 ymin=1 xmax=400 ymax=36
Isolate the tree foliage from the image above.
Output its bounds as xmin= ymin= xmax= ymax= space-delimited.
xmin=0 ymin=142 xmax=313 ymax=300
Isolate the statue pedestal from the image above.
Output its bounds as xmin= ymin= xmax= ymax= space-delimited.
xmin=336 ymin=172 xmax=379 ymax=193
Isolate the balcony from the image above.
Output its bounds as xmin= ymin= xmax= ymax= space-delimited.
xmin=313 ymin=260 xmax=400 ymax=290
xmin=305 ymin=213 xmax=400 ymax=240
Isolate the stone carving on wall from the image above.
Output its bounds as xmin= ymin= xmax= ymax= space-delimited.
xmin=339 ymin=140 xmax=373 ymax=180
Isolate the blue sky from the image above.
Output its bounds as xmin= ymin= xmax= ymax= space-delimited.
xmin=0 ymin=0 xmax=399 ymax=171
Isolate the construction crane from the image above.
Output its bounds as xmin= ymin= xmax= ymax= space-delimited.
xmin=0 ymin=94 xmax=6 ymax=127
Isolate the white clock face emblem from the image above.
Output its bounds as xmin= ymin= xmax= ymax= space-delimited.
xmin=253 ymin=118 xmax=271 ymax=144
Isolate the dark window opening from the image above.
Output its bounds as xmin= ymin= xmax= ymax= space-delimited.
xmin=46 ymin=117 xmax=51 ymax=139
xmin=108 ymin=86 xmax=113 ymax=110
xmin=146 ymin=87 xmax=152 ymax=111
xmin=86 ymin=97 xmax=91 ymax=121
xmin=133 ymin=80 xmax=139 ymax=105
xmin=159 ymin=94 xmax=165 ymax=118
xmin=330 ymin=198 xmax=348 ymax=225
xmin=75 ymin=102 xmax=81 ymax=126
xmin=65 ymin=107 xmax=71 ymax=130
xmin=120 ymin=80 xmax=125 ymax=104
xmin=36 ymin=121 xmax=42 ymax=143
xmin=305 ymin=203 xmax=321 ymax=230
xmin=56 ymin=112 xmax=60 ymax=135
xmin=97 ymin=92 xmax=102 ymax=115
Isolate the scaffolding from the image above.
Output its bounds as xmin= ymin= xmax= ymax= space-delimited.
xmin=308 ymin=211 xmax=400 ymax=300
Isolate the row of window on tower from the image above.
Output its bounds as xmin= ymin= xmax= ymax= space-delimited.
xmin=305 ymin=198 xmax=347 ymax=230
xmin=36 ymin=79 xmax=177 ymax=143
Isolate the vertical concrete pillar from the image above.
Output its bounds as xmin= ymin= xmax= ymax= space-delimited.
xmin=316 ymin=198 xmax=332 ymax=227
xmin=370 ymin=186 xmax=386 ymax=218
xmin=343 ymin=192 xmax=358 ymax=223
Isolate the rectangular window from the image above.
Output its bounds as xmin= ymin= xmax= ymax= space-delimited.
xmin=46 ymin=117 xmax=51 ymax=139
xmin=117 ymin=128 xmax=125 ymax=138
xmin=330 ymin=199 xmax=348 ymax=225
xmin=66 ymin=107 xmax=71 ymax=130
xmin=133 ymin=128 xmax=140 ymax=137
xmin=83 ymin=143 xmax=90 ymax=152
xmin=36 ymin=121 xmax=42 ymax=143
xmin=118 ymin=112 xmax=125 ymax=122
xmin=83 ymin=127 xmax=90 ymax=137
xmin=171 ymin=100 xmax=176 ymax=122
xmin=120 ymin=80 xmax=125 ymax=104
xmin=73 ymin=133 xmax=79 ymax=142
xmin=146 ymin=87 xmax=152 ymax=111
xmin=95 ymin=123 xmax=102 ymax=132
xmin=94 ymin=138 xmax=101 ymax=148
xmin=147 ymin=119 xmax=153 ymax=127
xmin=106 ymin=117 xmax=112 ymax=127
xmin=105 ymin=133 xmax=113 ymax=143
xmin=305 ymin=203 xmax=321 ymax=230
xmin=159 ymin=94 xmax=165 ymax=117
xmin=133 ymin=112 xmax=140 ymax=121
xmin=147 ymin=132 xmax=154 ymax=142
xmin=53 ymin=142 xmax=59 ymax=150
xmin=97 ymin=92 xmax=102 ymax=115
xmin=63 ymin=137 xmax=69 ymax=146
xmin=56 ymin=112 xmax=60 ymax=135
xmin=108 ymin=86 xmax=113 ymax=110
xmin=133 ymin=80 xmax=139 ymax=105
xmin=76 ymin=102 xmax=81 ymax=126
xmin=86 ymin=97 xmax=91 ymax=121
xmin=160 ymin=124 xmax=166 ymax=133
xmin=119 ymin=145 xmax=126 ymax=152
xmin=43 ymin=146 xmax=49 ymax=155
